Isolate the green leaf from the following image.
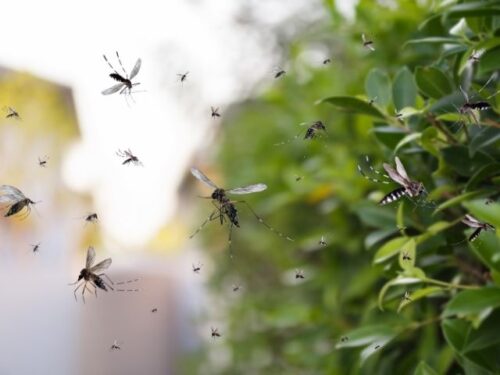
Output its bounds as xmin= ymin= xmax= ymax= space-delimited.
xmin=365 ymin=68 xmax=391 ymax=106
xmin=374 ymin=237 xmax=410 ymax=264
xmin=335 ymin=324 xmax=398 ymax=349
xmin=394 ymin=132 xmax=422 ymax=153
xmin=434 ymin=191 xmax=488 ymax=213
xmin=442 ymin=318 xmax=469 ymax=352
xmin=441 ymin=146 xmax=492 ymax=177
xmin=399 ymin=239 xmax=416 ymax=271
xmin=319 ymin=96 xmax=385 ymax=119
xmin=444 ymin=1 xmax=500 ymax=18
xmin=464 ymin=310 xmax=500 ymax=353
xmin=393 ymin=67 xmax=417 ymax=111
xmin=443 ymin=287 xmax=500 ymax=318
xmin=468 ymin=228 xmax=500 ymax=273
xmin=404 ymin=37 xmax=462 ymax=47
xmin=414 ymin=361 xmax=439 ymax=375
xmin=465 ymin=163 xmax=500 ymax=191
xmin=479 ymin=45 xmax=500 ymax=75
xmin=464 ymin=200 xmax=500 ymax=228
xmin=372 ymin=126 xmax=407 ymax=149
xmin=415 ymin=67 xmax=453 ymax=99
xmin=378 ymin=276 xmax=423 ymax=310
xmin=469 ymin=128 xmax=500 ymax=156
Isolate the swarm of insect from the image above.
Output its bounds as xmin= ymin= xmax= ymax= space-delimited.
xmin=190 ymin=167 xmax=292 ymax=253
xmin=4 ymin=106 xmax=21 ymax=120
xmin=102 ymin=52 xmax=142 ymax=103
xmin=116 ymin=149 xmax=142 ymax=166
xmin=362 ymin=33 xmax=375 ymax=51
xmin=211 ymin=107 xmax=221 ymax=118
xmin=38 ymin=156 xmax=49 ymax=168
xmin=0 ymin=185 xmax=38 ymax=218
xmin=211 ymin=327 xmax=221 ymax=339
xmin=192 ymin=262 xmax=203 ymax=274
xmin=461 ymin=214 xmax=495 ymax=242
xmin=69 ymin=246 xmax=113 ymax=303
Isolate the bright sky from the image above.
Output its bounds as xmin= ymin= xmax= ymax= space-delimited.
xmin=0 ymin=0 xmax=354 ymax=247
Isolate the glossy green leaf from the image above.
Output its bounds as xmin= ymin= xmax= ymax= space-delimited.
xmin=374 ymin=237 xmax=410 ymax=264
xmin=443 ymin=287 xmax=500 ymax=317
xmin=393 ymin=67 xmax=417 ymax=111
xmin=378 ymin=276 xmax=422 ymax=310
xmin=441 ymin=146 xmax=492 ymax=177
xmin=365 ymin=68 xmax=391 ymax=106
xmin=464 ymin=200 xmax=500 ymax=228
xmin=415 ymin=67 xmax=453 ymax=99
xmin=444 ymin=1 xmax=500 ymax=18
xmin=414 ymin=361 xmax=439 ymax=375
xmin=319 ymin=96 xmax=385 ymax=118
xmin=465 ymin=163 xmax=500 ymax=191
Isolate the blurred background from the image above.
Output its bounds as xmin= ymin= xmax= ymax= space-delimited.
xmin=0 ymin=0 xmax=453 ymax=374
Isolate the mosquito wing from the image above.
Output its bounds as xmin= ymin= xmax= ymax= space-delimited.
xmin=382 ymin=163 xmax=408 ymax=187
xmin=227 ymin=183 xmax=267 ymax=195
xmin=86 ymin=246 xmax=96 ymax=269
xmin=0 ymin=185 xmax=26 ymax=198
xmin=190 ymin=168 xmax=218 ymax=189
xmin=462 ymin=214 xmax=482 ymax=228
xmin=102 ymin=83 xmax=125 ymax=95
xmin=394 ymin=157 xmax=410 ymax=181
xmin=129 ymin=58 xmax=142 ymax=79
xmin=90 ymin=257 xmax=112 ymax=273
xmin=0 ymin=194 xmax=22 ymax=205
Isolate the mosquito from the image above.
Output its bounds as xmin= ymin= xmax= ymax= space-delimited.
xmin=319 ymin=236 xmax=327 ymax=246
xmin=368 ymin=96 xmax=378 ymax=105
xmin=340 ymin=336 xmax=349 ymax=343
xmin=274 ymin=67 xmax=286 ymax=79
xmin=38 ymin=156 xmax=49 ymax=168
xmin=211 ymin=327 xmax=221 ymax=339
xmin=192 ymin=262 xmax=203 ymax=274
xmin=232 ymin=284 xmax=241 ymax=292
xmin=177 ymin=72 xmax=189 ymax=84
xmin=468 ymin=49 xmax=484 ymax=63
xmin=151 ymin=308 xmax=158 ymax=313
xmin=402 ymin=251 xmax=412 ymax=261
xmin=4 ymin=106 xmax=21 ymax=120
xmin=102 ymin=52 xmax=142 ymax=103
xmin=374 ymin=344 xmax=381 ymax=350
xmin=295 ymin=269 xmax=305 ymax=279
xmin=323 ymin=58 xmax=331 ymax=65
xmin=0 ymin=185 xmax=38 ymax=219
xmin=461 ymin=214 xmax=495 ymax=242
xmin=68 ymin=246 xmax=113 ymax=303
xmin=110 ymin=340 xmax=121 ymax=351
xmin=211 ymin=107 xmax=221 ymax=118
xmin=31 ymin=243 xmax=41 ymax=254
xmin=274 ymin=120 xmax=327 ymax=146
xmin=84 ymin=212 xmax=99 ymax=225
xmin=190 ymin=167 xmax=293 ymax=253
xmin=402 ymin=291 xmax=412 ymax=302
xmin=116 ymin=149 xmax=142 ymax=166
xmin=362 ymin=33 xmax=375 ymax=51
xmin=458 ymin=85 xmax=492 ymax=126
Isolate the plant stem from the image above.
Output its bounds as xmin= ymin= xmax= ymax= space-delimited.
xmin=422 ymin=277 xmax=479 ymax=290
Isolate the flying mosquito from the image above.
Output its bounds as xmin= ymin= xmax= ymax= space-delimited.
xmin=402 ymin=291 xmax=412 ymax=302
xmin=38 ymin=156 xmax=49 ymax=168
xmin=192 ymin=262 xmax=203 ymax=274
xmin=110 ymin=340 xmax=121 ymax=351
xmin=190 ymin=167 xmax=293 ymax=252
xmin=69 ymin=246 xmax=113 ymax=303
xmin=151 ymin=307 xmax=158 ymax=313
xmin=211 ymin=106 xmax=221 ymax=118
xmin=461 ymin=214 xmax=495 ymax=242
xmin=101 ymin=52 xmax=142 ymax=103
xmin=323 ymin=58 xmax=332 ymax=65
xmin=116 ymin=149 xmax=142 ymax=166
xmin=211 ymin=327 xmax=221 ymax=339
xmin=274 ymin=67 xmax=286 ymax=79
xmin=232 ymin=284 xmax=241 ymax=292
xmin=83 ymin=212 xmax=99 ymax=225
xmin=359 ymin=157 xmax=425 ymax=205
xmin=295 ymin=269 xmax=305 ymax=279
xmin=177 ymin=72 xmax=189 ymax=84
xmin=340 ymin=336 xmax=349 ymax=343
xmin=458 ymin=85 xmax=492 ymax=126
xmin=274 ymin=120 xmax=327 ymax=146
xmin=319 ymin=236 xmax=327 ymax=246
xmin=31 ymin=243 xmax=41 ymax=254
xmin=402 ymin=251 xmax=412 ymax=261
xmin=0 ymin=185 xmax=38 ymax=218
xmin=4 ymin=106 xmax=21 ymax=120
xmin=468 ymin=49 xmax=484 ymax=63
xmin=362 ymin=33 xmax=375 ymax=51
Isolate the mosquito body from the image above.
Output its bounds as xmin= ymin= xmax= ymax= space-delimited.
xmin=274 ymin=67 xmax=286 ymax=79
xmin=190 ymin=167 xmax=292 ymax=250
xmin=192 ymin=262 xmax=203 ymax=274
xmin=323 ymin=58 xmax=331 ymax=65
xmin=102 ymin=52 xmax=142 ymax=103
xmin=362 ymin=33 xmax=375 ymax=51
xmin=211 ymin=107 xmax=221 ymax=118
xmin=84 ymin=212 xmax=99 ymax=225
xmin=340 ymin=336 xmax=349 ymax=343
xmin=177 ymin=72 xmax=189 ymax=84
xmin=38 ymin=156 xmax=49 ymax=168
xmin=31 ymin=243 xmax=41 ymax=253
xmin=295 ymin=269 xmax=305 ymax=279
xmin=116 ymin=149 xmax=142 ymax=166
xmin=232 ymin=284 xmax=241 ymax=292
xmin=368 ymin=96 xmax=378 ymax=105
xmin=468 ymin=49 xmax=483 ymax=63
xmin=461 ymin=214 xmax=494 ymax=242
xmin=5 ymin=106 xmax=21 ymax=120
xmin=319 ymin=236 xmax=327 ymax=246
xmin=304 ymin=121 xmax=327 ymax=140
xmin=402 ymin=251 xmax=412 ymax=261
xmin=0 ymin=185 xmax=37 ymax=218
xmin=151 ymin=308 xmax=158 ymax=313
xmin=110 ymin=340 xmax=121 ymax=351
xmin=403 ymin=291 xmax=412 ymax=302
xmin=458 ymin=86 xmax=491 ymax=126
xmin=211 ymin=327 xmax=221 ymax=339
xmin=69 ymin=246 xmax=113 ymax=303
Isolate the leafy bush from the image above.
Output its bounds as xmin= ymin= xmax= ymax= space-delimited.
xmin=190 ymin=1 xmax=500 ymax=373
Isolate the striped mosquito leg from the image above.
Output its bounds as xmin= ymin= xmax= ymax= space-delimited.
xmin=115 ymin=51 xmax=128 ymax=78
xmin=116 ymin=278 xmax=140 ymax=292
xmin=235 ymin=200 xmax=294 ymax=241
xmin=379 ymin=187 xmax=407 ymax=205
xmin=103 ymin=54 xmax=119 ymax=74
xmin=189 ymin=209 xmax=220 ymax=239
xmin=357 ymin=156 xmax=390 ymax=184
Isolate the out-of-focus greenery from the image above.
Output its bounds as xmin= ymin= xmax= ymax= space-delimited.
xmin=188 ymin=1 xmax=500 ymax=374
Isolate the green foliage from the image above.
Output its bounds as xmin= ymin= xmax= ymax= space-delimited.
xmin=191 ymin=1 xmax=500 ymax=373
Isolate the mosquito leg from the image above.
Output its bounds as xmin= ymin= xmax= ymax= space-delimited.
xmin=235 ymin=200 xmax=294 ymax=241
xmin=99 ymin=273 xmax=115 ymax=285
xmin=189 ymin=209 xmax=219 ymax=239
xmin=115 ymin=51 xmax=128 ymax=78
xmin=73 ymin=282 xmax=83 ymax=301
xmin=103 ymin=54 xmax=119 ymax=74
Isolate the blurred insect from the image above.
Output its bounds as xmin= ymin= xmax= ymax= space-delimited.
xmin=402 ymin=251 xmax=412 ymax=261
xmin=461 ymin=214 xmax=495 ymax=242
xmin=84 ymin=212 xmax=99 ymax=225
xmin=211 ymin=107 xmax=221 ymax=118
xmin=368 ymin=96 xmax=378 ymax=105
xmin=190 ymin=168 xmax=292 ymax=253
xmin=340 ymin=336 xmax=349 ymax=343
xmin=294 ymin=175 xmax=303 ymax=182
xmin=38 ymin=156 xmax=49 ymax=168
xmin=468 ymin=49 xmax=484 ymax=63
xmin=274 ymin=67 xmax=286 ymax=79
xmin=211 ymin=327 xmax=221 ymax=339
xmin=232 ymin=284 xmax=241 ymax=292
xmin=4 ymin=106 xmax=21 ymax=120
xmin=358 ymin=156 xmax=425 ymax=205
xmin=116 ymin=149 xmax=142 ymax=166
xmin=177 ymin=72 xmax=189 ymax=84
xmin=362 ymin=33 xmax=375 ymax=51
xmin=151 ymin=308 xmax=158 ymax=313
xmin=374 ymin=345 xmax=381 ymax=350
xmin=319 ymin=236 xmax=327 ymax=246
xmin=0 ymin=185 xmax=38 ymax=219
xmin=274 ymin=120 xmax=327 ymax=146
xmin=192 ymin=262 xmax=203 ymax=274
xmin=485 ymin=198 xmax=494 ymax=205
xmin=295 ymin=269 xmax=305 ymax=279
xmin=102 ymin=52 xmax=142 ymax=104
xmin=68 ymin=246 xmax=113 ymax=303
xmin=110 ymin=340 xmax=121 ymax=351
xmin=323 ymin=58 xmax=331 ymax=65
xmin=458 ymin=85 xmax=491 ymax=126
xmin=402 ymin=291 xmax=412 ymax=302
xmin=31 ymin=243 xmax=41 ymax=254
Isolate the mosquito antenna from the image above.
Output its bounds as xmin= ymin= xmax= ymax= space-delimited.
xmin=115 ymin=51 xmax=128 ymax=78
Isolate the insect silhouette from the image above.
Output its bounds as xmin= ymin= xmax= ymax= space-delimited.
xmin=4 ymin=106 xmax=21 ymax=120
xmin=83 ymin=212 xmax=99 ymax=225
xmin=461 ymin=214 xmax=495 ymax=242
xmin=192 ymin=262 xmax=203 ymax=274
xmin=177 ymin=72 xmax=189 ymax=84
xmin=368 ymin=96 xmax=378 ymax=105
xmin=102 ymin=52 xmax=142 ymax=103
xmin=374 ymin=345 xmax=381 ymax=350
xmin=110 ymin=340 xmax=121 ymax=351
xmin=116 ymin=149 xmax=142 ymax=166
xmin=0 ymin=185 xmax=38 ymax=219
xmin=468 ymin=49 xmax=483 ymax=63
xmin=319 ymin=236 xmax=327 ymax=246
xmin=38 ymin=156 xmax=49 ymax=168
xmin=211 ymin=327 xmax=221 ymax=339
xmin=232 ymin=284 xmax=241 ymax=292
xmin=359 ymin=157 xmax=424 ymax=205
xmin=274 ymin=67 xmax=286 ymax=79
xmin=402 ymin=291 xmax=412 ymax=302
xmin=151 ymin=308 xmax=158 ymax=313
xmin=190 ymin=167 xmax=293 ymax=253
xmin=402 ymin=251 xmax=412 ymax=261
xmin=211 ymin=107 xmax=221 ymax=118
xmin=295 ymin=269 xmax=305 ymax=279
xmin=340 ymin=336 xmax=349 ymax=343
xmin=323 ymin=58 xmax=331 ymax=65
xmin=362 ymin=33 xmax=375 ymax=51
xmin=31 ymin=243 xmax=41 ymax=254
xmin=274 ymin=120 xmax=327 ymax=146
xmin=69 ymin=246 xmax=113 ymax=303
xmin=458 ymin=85 xmax=491 ymax=126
